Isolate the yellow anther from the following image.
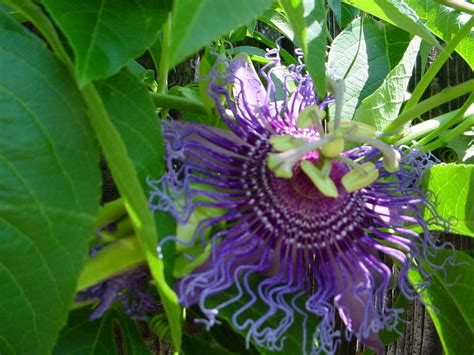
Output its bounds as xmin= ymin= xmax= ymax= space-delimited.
xmin=321 ymin=138 xmax=345 ymax=158
xmin=329 ymin=121 xmax=377 ymax=138
xmin=341 ymin=162 xmax=379 ymax=193
xmin=300 ymin=160 xmax=339 ymax=198
xmin=269 ymin=134 xmax=307 ymax=152
xmin=383 ymin=149 xmax=401 ymax=172
xmin=296 ymin=105 xmax=326 ymax=129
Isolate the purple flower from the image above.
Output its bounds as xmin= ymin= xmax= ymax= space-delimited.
xmin=149 ymin=52 xmax=450 ymax=354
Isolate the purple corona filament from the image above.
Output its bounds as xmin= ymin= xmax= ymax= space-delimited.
xmin=148 ymin=52 xmax=451 ymax=354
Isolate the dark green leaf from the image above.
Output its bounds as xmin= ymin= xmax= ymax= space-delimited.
xmin=339 ymin=3 xmax=359 ymax=28
xmin=280 ymin=0 xmax=327 ymax=95
xmin=354 ymin=36 xmax=421 ymax=130
xmin=327 ymin=17 xmax=411 ymax=120
xmin=54 ymin=308 xmax=150 ymax=354
xmin=41 ymin=0 xmax=171 ymax=86
xmin=0 ymin=12 xmax=101 ymax=354
xmin=448 ymin=134 xmax=474 ymax=164
xmin=423 ymin=164 xmax=474 ymax=237
xmin=328 ymin=0 xmax=341 ymax=26
xmin=169 ymin=0 xmax=274 ymax=66
xmin=410 ymin=250 xmax=474 ymax=354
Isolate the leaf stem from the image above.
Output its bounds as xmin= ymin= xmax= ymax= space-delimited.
xmin=417 ymin=93 xmax=474 ymax=147
xmin=435 ymin=0 xmax=474 ymax=15
xmin=421 ymin=111 xmax=474 ymax=152
xmin=384 ymin=79 xmax=474 ymax=136
xmin=76 ymin=236 xmax=146 ymax=292
xmin=403 ymin=17 xmax=474 ymax=112
xmin=158 ymin=14 xmax=172 ymax=94
xmin=150 ymin=92 xmax=208 ymax=115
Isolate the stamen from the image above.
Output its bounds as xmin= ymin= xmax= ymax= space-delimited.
xmin=268 ymin=136 xmax=336 ymax=178
xmin=341 ymin=162 xmax=379 ymax=192
xmin=326 ymin=77 xmax=345 ymax=132
xmin=269 ymin=134 xmax=308 ymax=152
xmin=296 ymin=105 xmax=326 ymax=129
xmin=321 ymin=138 xmax=344 ymax=158
xmin=345 ymin=135 xmax=401 ymax=172
xmin=301 ymin=160 xmax=339 ymax=198
xmin=328 ymin=121 xmax=377 ymax=138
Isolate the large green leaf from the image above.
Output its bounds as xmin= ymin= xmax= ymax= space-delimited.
xmin=342 ymin=0 xmax=439 ymax=47
xmin=53 ymin=308 xmax=150 ymax=354
xmin=423 ymin=164 xmax=474 ymax=237
xmin=410 ymin=250 xmax=474 ymax=354
xmin=0 ymin=12 xmax=101 ymax=354
xmin=41 ymin=0 xmax=171 ymax=86
xmin=354 ymin=36 xmax=421 ymax=130
xmin=169 ymin=0 xmax=274 ymax=67
xmin=344 ymin=0 xmax=474 ymax=68
xmin=327 ymin=17 xmax=411 ymax=121
xmin=280 ymin=0 xmax=327 ymax=95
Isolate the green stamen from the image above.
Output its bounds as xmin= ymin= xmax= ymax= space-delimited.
xmin=301 ymin=160 xmax=339 ymax=198
xmin=269 ymin=134 xmax=308 ymax=152
xmin=341 ymin=162 xmax=379 ymax=192
xmin=296 ymin=105 xmax=326 ymax=129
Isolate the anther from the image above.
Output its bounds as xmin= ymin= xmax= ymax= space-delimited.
xmin=301 ymin=160 xmax=339 ymax=198
xmin=341 ymin=162 xmax=379 ymax=192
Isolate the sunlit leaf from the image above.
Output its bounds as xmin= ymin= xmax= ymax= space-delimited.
xmin=423 ymin=164 xmax=474 ymax=237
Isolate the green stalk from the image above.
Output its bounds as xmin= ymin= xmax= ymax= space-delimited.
xmin=403 ymin=17 xmax=474 ymax=112
xmin=435 ymin=0 xmax=474 ymax=15
xmin=397 ymin=110 xmax=457 ymax=146
xmin=422 ymin=112 xmax=474 ymax=152
xmin=81 ymin=83 xmax=182 ymax=351
xmin=77 ymin=236 xmax=146 ymax=291
xmin=384 ymin=79 xmax=474 ymax=136
xmin=95 ymin=198 xmax=126 ymax=229
xmin=158 ymin=14 xmax=172 ymax=94
xmin=417 ymin=93 xmax=474 ymax=147
xmin=150 ymin=92 xmax=208 ymax=115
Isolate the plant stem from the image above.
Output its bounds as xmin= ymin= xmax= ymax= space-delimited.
xmin=76 ymin=235 xmax=146 ymax=291
xmin=150 ymin=92 xmax=208 ymax=115
xmin=418 ymin=93 xmax=474 ymax=147
xmin=384 ymin=79 xmax=474 ymax=136
xmin=422 ymin=112 xmax=474 ymax=152
xmin=403 ymin=17 xmax=474 ymax=112
xmin=435 ymin=0 xmax=474 ymax=15
xmin=158 ymin=14 xmax=172 ymax=94
xmin=95 ymin=198 xmax=126 ymax=229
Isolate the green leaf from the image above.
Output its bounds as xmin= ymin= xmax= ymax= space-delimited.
xmin=423 ymin=164 xmax=474 ymax=237
xmin=410 ymin=250 xmax=474 ymax=355
xmin=339 ymin=3 xmax=359 ymax=28
xmin=354 ymin=36 xmax=421 ymax=130
xmin=342 ymin=0 xmax=439 ymax=47
xmin=279 ymin=0 xmax=327 ymax=95
xmin=206 ymin=276 xmax=319 ymax=354
xmin=448 ymin=134 xmax=474 ymax=164
xmin=41 ymin=0 xmax=171 ymax=86
xmin=53 ymin=308 xmax=150 ymax=354
xmin=80 ymin=74 xmax=182 ymax=348
xmin=259 ymin=7 xmax=294 ymax=40
xmin=169 ymin=0 xmax=274 ymax=67
xmin=344 ymin=0 xmax=474 ymax=68
xmin=0 ymin=12 xmax=101 ymax=354
xmin=327 ymin=17 xmax=411 ymax=121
